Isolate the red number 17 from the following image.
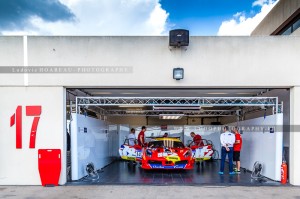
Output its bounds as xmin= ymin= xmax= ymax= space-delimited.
xmin=10 ymin=106 xmax=42 ymax=149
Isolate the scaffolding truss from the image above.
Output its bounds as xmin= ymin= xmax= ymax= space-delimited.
xmin=76 ymin=97 xmax=278 ymax=106
xmin=75 ymin=96 xmax=281 ymax=116
xmin=104 ymin=110 xmax=236 ymax=117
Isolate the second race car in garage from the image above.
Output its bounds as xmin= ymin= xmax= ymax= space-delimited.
xmin=188 ymin=139 xmax=214 ymax=162
xmin=119 ymin=139 xmax=142 ymax=162
xmin=141 ymin=137 xmax=194 ymax=169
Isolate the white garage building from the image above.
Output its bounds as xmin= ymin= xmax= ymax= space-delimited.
xmin=0 ymin=0 xmax=300 ymax=186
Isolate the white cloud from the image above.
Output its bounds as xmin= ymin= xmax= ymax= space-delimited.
xmin=252 ymin=0 xmax=268 ymax=7
xmin=2 ymin=0 xmax=169 ymax=36
xmin=217 ymin=0 xmax=278 ymax=36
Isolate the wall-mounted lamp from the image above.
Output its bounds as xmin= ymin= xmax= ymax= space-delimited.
xmin=173 ymin=68 xmax=184 ymax=80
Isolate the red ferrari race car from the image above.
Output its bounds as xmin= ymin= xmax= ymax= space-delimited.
xmin=188 ymin=139 xmax=215 ymax=162
xmin=141 ymin=137 xmax=194 ymax=170
xmin=119 ymin=139 xmax=142 ymax=162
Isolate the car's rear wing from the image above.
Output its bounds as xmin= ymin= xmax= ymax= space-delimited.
xmin=146 ymin=136 xmax=181 ymax=139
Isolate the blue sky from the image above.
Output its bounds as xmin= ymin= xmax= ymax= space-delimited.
xmin=160 ymin=0 xmax=261 ymax=35
xmin=0 ymin=0 xmax=278 ymax=36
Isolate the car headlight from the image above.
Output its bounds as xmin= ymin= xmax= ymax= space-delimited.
xmin=146 ymin=149 xmax=152 ymax=157
xmin=184 ymin=150 xmax=192 ymax=158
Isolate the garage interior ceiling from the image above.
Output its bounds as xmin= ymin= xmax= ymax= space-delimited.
xmin=67 ymin=88 xmax=285 ymax=118
xmin=69 ymin=88 xmax=273 ymax=97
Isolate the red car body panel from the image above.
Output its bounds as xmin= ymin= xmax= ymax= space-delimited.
xmin=141 ymin=138 xmax=194 ymax=170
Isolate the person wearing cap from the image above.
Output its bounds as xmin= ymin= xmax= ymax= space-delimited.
xmin=219 ymin=126 xmax=236 ymax=175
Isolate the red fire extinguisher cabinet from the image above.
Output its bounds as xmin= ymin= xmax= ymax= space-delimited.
xmin=38 ymin=149 xmax=61 ymax=186
xmin=281 ymin=161 xmax=288 ymax=184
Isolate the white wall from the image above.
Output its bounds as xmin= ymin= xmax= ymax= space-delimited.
xmin=118 ymin=125 xmax=130 ymax=150
xmin=290 ymin=87 xmax=300 ymax=185
xmin=70 ymin=113 xmax=113 ymax=181
xmin=228 ymin=114 xmax=283 ymax=181
xmin=108 ymin=124 xmax=119 ymax=157
xmin=0 ymin=36 xmax=299 ymax=87
xmin=0 ymin=36 xmax=24 ymax=86
xmin=26 ymin=36 xmax=300 ymax=87
xmin=0 ymin=87 xmax=65 ymax=185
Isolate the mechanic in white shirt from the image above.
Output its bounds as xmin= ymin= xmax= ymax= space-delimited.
xmin=219 ymin=126 xmax=236 ymax=175
xmin=128 ymin=128 xmax=136 ymax=146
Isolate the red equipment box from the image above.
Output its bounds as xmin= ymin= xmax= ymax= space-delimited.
xmin=38 ymin=149 xmax=61 ymax=186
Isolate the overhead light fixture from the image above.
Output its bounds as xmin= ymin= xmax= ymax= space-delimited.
xmin=153 ymin=106 xmax=200 ymax=110
xmin=159 ymin=114 xmax=184 ymax=120
xmin=173 ymin=68 xmax=184 ymax=80
xmin=121 ymin=92 xmax=140 ymax=95
xmin=119 ymin=105 xmax=144 ymax=108
xmin=91 ymin=92 xmax=112 ymax=95
xmin=205 ymin=93 xmax=228 ymax=95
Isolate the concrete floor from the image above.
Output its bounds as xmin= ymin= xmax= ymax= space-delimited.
xmin=0 ymin=160 xmax=292 ymax=199
xmin=68 ymin=160 xmax=281 ymax=186
xmin=0 ymin=185 xmax=299 ymax=199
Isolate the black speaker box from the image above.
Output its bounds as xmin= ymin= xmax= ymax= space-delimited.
xmin=169 ymin=29 xmax=189 ymax=47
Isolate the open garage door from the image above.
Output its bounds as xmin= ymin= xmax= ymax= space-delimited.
xmin=66 ymin=88 xmax=288 ymax=186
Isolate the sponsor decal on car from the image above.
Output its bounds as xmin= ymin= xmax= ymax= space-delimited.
xmin=126 ymin=157 xmax=136 ymax=161
xmin=150 ymin=164 xmax=186 ymax=169
xmin=166 ymin=156 xmax=180 ymax=162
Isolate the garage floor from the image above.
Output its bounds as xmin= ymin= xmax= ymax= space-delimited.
xmin=68 ymin=160 xmax=282 ymax=186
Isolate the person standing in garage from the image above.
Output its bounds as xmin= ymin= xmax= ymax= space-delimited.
xmin=219 ymin=126 xmax=236 ymax=175
xmin=190 ymin=132 xmax=204 ymax=146
xmin=128 ymin=128 xmax=136 ymax=146
xmin=233 ymin=126 xmax=242 ymax=174
xmin=138 ymin=126 xmax=147 ymax=147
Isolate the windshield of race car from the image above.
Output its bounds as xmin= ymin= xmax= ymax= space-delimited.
xmin=148 ymin=140 xmax=185 ymax=148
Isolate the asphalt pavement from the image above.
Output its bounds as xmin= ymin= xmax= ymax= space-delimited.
xmin=0 ymin=185 xmax=299 ymax=199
